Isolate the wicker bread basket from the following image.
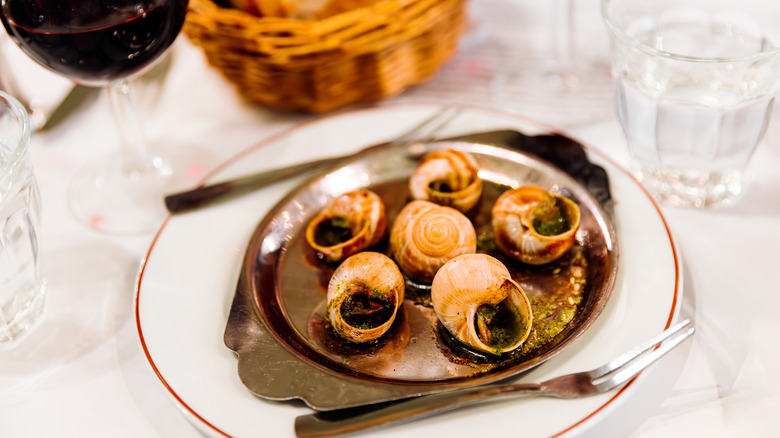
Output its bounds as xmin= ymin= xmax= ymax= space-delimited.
xmin=184 ymin=0 xmax=468 ymax=112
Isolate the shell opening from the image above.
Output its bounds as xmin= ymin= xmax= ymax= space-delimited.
xmin=429 ymin=180 xmax=455 ymax=193
xmin=313 ymin=216 xmax=354 ymax=247
xmin=427 ymin=171 xmax=470 ymax=194
xmin=474 ymin=287 xmax=529 ymax=351
xmin=339 ymin=284 xmax=395 ymax=330
xmin=531 ymin=196 xmax=572 ymax=237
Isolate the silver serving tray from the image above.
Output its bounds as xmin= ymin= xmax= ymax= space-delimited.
xmin=225 ymin=139 xmax=618 ymax=410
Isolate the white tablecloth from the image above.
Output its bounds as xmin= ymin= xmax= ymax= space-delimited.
xmin=1 ymin=0 xmax=779 ymax=436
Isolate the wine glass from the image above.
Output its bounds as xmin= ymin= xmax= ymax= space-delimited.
xmin=547 ymin=0 xmax=612 ymax=115
xmin=493 ymin=0 xmax=614 ymax=127
xmin=396 ymin=0 xmax=613 ymax=128
xmin=1 ymin=0 xmax=207 ymax=234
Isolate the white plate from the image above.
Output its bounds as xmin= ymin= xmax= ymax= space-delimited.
xmin=135 ymin=103 xmax=682 ymax=437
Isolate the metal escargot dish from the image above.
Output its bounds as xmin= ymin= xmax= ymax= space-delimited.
xmin=432 ymin=253 xmax=533 ymax=355
xmin=305 ymin=189 xmax=387 ymax=263
xmin=491 ymin=186 xmax=581 ymax=265
xmin=389 ymin=200 xmax=477 ymax=284
xmin=409 ymin=149 xmax=482 ymax=213
xmin=326 ymin=252 xmax=405 ymax=344
xmin=230 ymin=140 xmax=617 ymax=410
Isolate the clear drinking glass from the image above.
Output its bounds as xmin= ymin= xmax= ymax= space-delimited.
xmin=602 ymin=0 xmax=780 ymax=208
xmin=0 ymin=90 xmax=44 ymax=348
xmin=1 ymin=0 xmax=205 ymax=233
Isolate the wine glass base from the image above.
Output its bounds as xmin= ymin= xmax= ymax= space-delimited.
xmin=397 ymin=52 xmax=614 ymax=129
xmin=0 ymin=238 xmax=139 ymax=398
xmin=68 ymin=146 xmax=214 ymax=234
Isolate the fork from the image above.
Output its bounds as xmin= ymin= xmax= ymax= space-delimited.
xmin=294 ymin=319 xmax=695 ymax=437
xmin=163 ymin=104 xmax=464 ymax=214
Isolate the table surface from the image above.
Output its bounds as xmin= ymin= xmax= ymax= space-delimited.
xmin=1 ymin=0 xmax=779 ymax=437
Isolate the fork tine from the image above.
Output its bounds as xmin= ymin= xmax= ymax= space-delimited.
xmin=391 ymin=103 xmax=464 ymax=146
xmin=593 ymin=324 xmax=695 ymax=392
xmin=589 ymin=318 xmax=692 ymax=379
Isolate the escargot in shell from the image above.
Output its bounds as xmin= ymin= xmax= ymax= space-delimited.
xmin=327 ymin=251 xmax=405 ymax=343
xmin=305 ymin=190 xmax=386 ymax=263
xmin=389 ymin=200 xmax=477 ymax=283
xmin=491 ymin=186 xmax=581 ymax=265
xmin=431 ymin=253 xmax=533 ymax=355
xmin=409 ymin=149 xmax=482 ymax=213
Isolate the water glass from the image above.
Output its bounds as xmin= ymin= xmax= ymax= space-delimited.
xmin=602 ymin=0 xmax=780 ymax=208
xmin=0 ymin=90 xmax=44 ymax=348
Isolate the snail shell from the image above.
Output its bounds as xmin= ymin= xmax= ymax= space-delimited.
xmin=305 ymin=190 xmax=387 ymax=263
xmin=327 ymin=251 xmax=405 ymax=343
xmin=491 ymin=186 xmax=581 ymax=265
xmin=431 ymin=253 xmax=533 ymax=355
xmin=409 ymin=149 xmax=482 ymax=213
xmin=389 ymin=200 xmax=477 ymax=283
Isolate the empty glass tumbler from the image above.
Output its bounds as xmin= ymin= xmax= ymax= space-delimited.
xmin=0 ymin=90 xmax=44 ymax=347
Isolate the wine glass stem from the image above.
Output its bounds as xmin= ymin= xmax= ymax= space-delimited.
xmin=106 ymin=79 xmax=151 ymax=175
xmin=550 ymin=0 xmax=577 ymax=71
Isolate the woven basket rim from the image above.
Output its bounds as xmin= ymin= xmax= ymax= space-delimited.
xmin=187 ymin=0 xmax=462 ymax=58
xmin=191 ymin=0 xmax=432 ymax=25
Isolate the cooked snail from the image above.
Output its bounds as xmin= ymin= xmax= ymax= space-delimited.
xmin=326 ymin=251 xmax=405 ymax=343
xmin=431 ymin=253 xmax=533 ymax=355
xmin=305 ymin=190 xmax=387 ymax=263
xmin=409 ymin=149 xmax=482 ymax=213
xmin=491 ymin=186 xmax=581 ymax=265
xmin=389 ymin=200 xmax=477 ymax=283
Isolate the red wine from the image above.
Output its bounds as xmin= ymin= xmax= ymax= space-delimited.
xmin=1 ymin=0 xmax=188 ymax=85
